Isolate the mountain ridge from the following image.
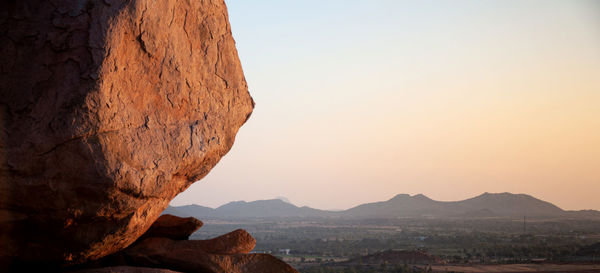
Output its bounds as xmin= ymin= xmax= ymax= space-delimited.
xmin=165 ymin=192 xmax=600 ymax=220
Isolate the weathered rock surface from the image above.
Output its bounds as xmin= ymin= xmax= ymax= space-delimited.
xmin=139 ymin=214 xmax=203 ymax=241
xmin=125 ymin=237 xmax=297 ymax=273
xmin=0 ymin=0 xmax=253 ymax=266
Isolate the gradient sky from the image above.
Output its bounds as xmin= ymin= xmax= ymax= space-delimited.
xmin=171 ymin=0 xmax=600 ymax=211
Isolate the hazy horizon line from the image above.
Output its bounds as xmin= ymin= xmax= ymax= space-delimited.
xmin=170 ymin=191 xmax=599 ymax=212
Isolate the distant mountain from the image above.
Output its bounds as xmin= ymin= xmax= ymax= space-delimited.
xmin=166 ymin=192 xmax=599 ymax=220
xmin=165 ymin=199 xmax=332 ymax=219
xmin=343 ymin=192 xmax=565 ymax=218
xmin=163 ymin=204 xmax=214 ymax=218
xmin=567 ymin=209 xmax=600 ymax=219
xmin=213 ymin=199 xmax=330 ymax=218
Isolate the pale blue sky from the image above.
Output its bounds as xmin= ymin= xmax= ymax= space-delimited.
xmin=172 ymin=0 xmax=600 ymax=210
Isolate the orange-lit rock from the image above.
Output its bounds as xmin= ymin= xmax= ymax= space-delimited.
xmin=0 ymin=0 xmax=253 ymax=265
xmin=189 ymin=229 xmax=256 ymax=255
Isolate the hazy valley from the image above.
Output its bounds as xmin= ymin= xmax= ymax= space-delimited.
xmin=166 ymin=193 xmax=600 ymax=272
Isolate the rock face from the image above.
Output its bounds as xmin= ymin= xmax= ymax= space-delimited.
xmin=0 ymin=0 xmax=253 ymax=266
xmin=139 ymin=214 xmax=203 ymax=241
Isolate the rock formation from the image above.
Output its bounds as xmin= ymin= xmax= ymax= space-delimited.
xmin=75 ymin=215 xmax=298 ymax=273
xmin=125 ymin=244 xmax=297 ymax=273
xmin=0 ymin=0 xmax=254 ymax=268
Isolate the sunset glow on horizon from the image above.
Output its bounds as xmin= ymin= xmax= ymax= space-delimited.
xmin=172 ymin=0 xmax=600 ymax=211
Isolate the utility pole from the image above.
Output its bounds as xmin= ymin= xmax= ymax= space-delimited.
xmin=523 ymin=216 xmax=526 ymax=233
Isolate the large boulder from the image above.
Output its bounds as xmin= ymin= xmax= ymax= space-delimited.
xmin=0 ymin=0 xmax=253 ymax=266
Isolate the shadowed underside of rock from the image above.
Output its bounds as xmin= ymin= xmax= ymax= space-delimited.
xmin=0 ymin=0 xmax=253 ymax=265
xmin=139 ymin=214 xmax=203 ymax=241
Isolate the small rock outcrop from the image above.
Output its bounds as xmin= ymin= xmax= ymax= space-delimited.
xmin=129 ymin=229 xmax=256 ymax=257
xmin=126 ymin=250 xmax=297 ymax=273
xmin=78 ymin=215 xmax=298 ymax=273
xmin=1 ymin=0 xmax=253 ymax=267
xmin=138 ymin=214 xmax=203 ymax=241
